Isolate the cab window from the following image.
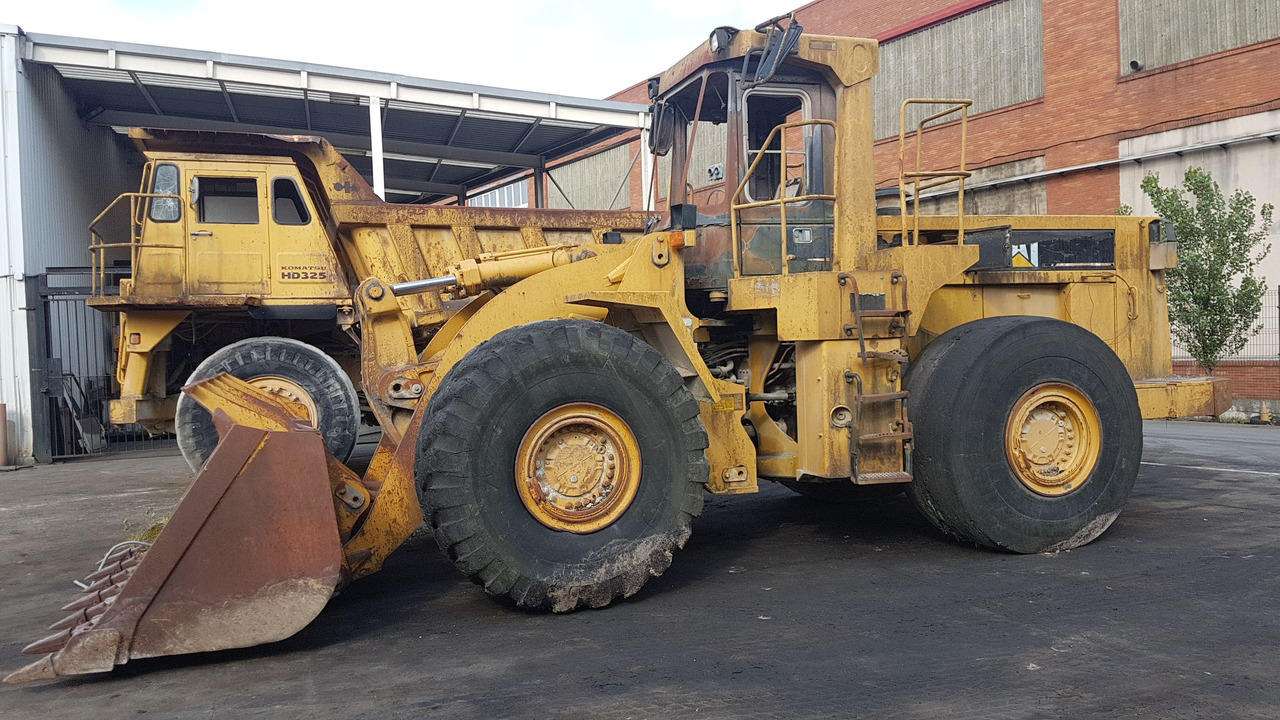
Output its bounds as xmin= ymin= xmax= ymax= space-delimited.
xmin=148 ymin=164 xmax=181 ymax=223
xmin=198 ymin=177 xmax=259 ymax=224
xmin=743 ymin=90 xmax=812 ymax=202
xmin=272 ymin=177 xmax=311 ymax=225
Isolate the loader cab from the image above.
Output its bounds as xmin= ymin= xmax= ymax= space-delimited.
xmin=95 ymin=155 xmax=347 ymax=305
xmin=650 ymin=29 xmax=838 ymax=291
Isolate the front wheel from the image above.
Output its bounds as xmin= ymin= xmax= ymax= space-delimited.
xmin=905 ymin=316 xmax=1142 ymax=553
xmin=175 ymin=337 xmax=361 ymax=471
xmin=417 ymin=319 xmax=709 ymax=612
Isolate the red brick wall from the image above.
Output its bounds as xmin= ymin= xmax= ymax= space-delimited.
xmin=1173 ymin=360 xmax=1280 ymax=401
xmin=598 ymin=1 xmax=1280 ymax=214
xmin=774 ymin=0 xmax=1280 ymax=212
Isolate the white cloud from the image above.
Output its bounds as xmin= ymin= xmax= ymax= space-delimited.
xmin=6 ymin=0 xmax=801 ymax=98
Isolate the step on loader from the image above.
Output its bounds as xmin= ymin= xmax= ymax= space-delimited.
xmin=7 ymin=16 xmax=1230 ymax=683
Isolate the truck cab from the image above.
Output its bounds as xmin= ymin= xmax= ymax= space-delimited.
xmin=91 ymin=151 xmax=347 ymax=309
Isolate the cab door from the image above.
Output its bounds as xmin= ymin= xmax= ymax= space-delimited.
xmin=186 ymin=170 xmax=270 ymax=295
xmin=267 ymin=174 xmax=347 ymax=301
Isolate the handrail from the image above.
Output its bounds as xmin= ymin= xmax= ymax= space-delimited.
xmin=89 ymin=192 xmax=183 ymax=295
xmin=897 ymin=98 xmax=972 ymax=247
xmin=730 ymin=118 xmax=837 ymax=277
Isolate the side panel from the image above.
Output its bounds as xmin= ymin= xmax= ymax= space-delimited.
xmin=185 ymin=167 xmax=269 ymax=295
xmin=266 ymin=171 xmax=346 ymax=301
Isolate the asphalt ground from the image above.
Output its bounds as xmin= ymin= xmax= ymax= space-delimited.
xmin=0 ymin=420 xmax=1277 ymax=719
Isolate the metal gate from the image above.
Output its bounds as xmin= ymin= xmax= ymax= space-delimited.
xmin=27 ymin=268 xmax=177 ymax=462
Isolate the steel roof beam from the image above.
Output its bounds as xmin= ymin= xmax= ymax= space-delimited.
xmin=381 ymin=178 xmax=466 ymax=196
xmin=88 ymin=110 xmax=548 ymax=168
xmin=127 ymin=71 xmax=163 ymax=116
xmin=218 ymin=81 xmax=239 ymax=123
xmin=22 ymin=31 xmax=648 ymax=128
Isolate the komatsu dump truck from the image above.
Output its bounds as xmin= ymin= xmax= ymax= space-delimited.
xmin=87 ymin=128 xmax=648 ymax=469
xmin=8 ymin=16 xmax=1229 ymax=683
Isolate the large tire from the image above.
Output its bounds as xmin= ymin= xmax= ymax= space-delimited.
xmin=176 ymin=337 xmax=361 ymax=471
xmin=905 ymin=316 xmax=1142 ymax=553
xmin=418 ymin=319 xmax=709 ymax=612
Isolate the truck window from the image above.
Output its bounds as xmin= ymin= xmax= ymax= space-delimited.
xmin=149 ymin=163 xmax=181 ymax=223
xmin=743 ymin=90 xmax=807 ymax=203
xmin=272 ymin=178 xmax=311 ymax=225
xmin=198 ymin=177 xmax=259 ymax=224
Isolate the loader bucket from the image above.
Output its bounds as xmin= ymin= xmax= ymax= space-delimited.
xmin=5 ymin=408 xmax=344 ymax=683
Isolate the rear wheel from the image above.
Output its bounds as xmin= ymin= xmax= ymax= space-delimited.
xmin=418 ymin=319 xmax=709 ymax=612
xmin=905 ymin=316 xmax=1141 ymax=553
xmin=176 ymin=336 xmax=361 ymax=471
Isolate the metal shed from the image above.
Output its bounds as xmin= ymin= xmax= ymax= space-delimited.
xmin=0 ymin=25 xmax=648 ymax=464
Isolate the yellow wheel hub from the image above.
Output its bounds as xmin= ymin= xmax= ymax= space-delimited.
xmin=247 ymin=376 xmax=318 ymax=423
xmin=515 ymin=403 xmax=641 ymax=534
xmin=1005 ymin=383 xmax=1101 ymax=497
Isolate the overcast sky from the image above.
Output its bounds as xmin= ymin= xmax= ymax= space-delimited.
xmin=6 ymin=0 xmax=794 ymax=99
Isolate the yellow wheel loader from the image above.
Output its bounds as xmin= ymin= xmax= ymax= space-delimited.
xmin=7 ymin=16 xmax=1230 ymax=683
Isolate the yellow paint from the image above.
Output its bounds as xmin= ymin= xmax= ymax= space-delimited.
xmin=1135 ymin=377 xmax=1232 ymax=419
xmin=513 ymin=403 xmax=643 ymax=533
xmin=103 ymin=27 xmax=1230 ymax=605
xmin=1004 ymin=383 xmax=1101 ymax=497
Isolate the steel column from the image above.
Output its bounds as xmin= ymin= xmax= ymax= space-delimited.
xmin=368 ymin=96 xmax=385 ymax=200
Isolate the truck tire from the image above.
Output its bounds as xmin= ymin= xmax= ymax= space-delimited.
xmin=418 ymin=319 xmax=709 ymax=612
xmin=904 ymin=316 xmax=1141 ymax=554
xmin=175 ymin=336 xmax=361 ymax=471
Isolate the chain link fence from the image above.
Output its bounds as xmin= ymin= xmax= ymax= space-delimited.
xmin=1172 ymin=288 xmax=1280 ymax=401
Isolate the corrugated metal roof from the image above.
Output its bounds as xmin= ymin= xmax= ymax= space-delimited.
xmin=16 ymin=29 xmax=648 ymax=203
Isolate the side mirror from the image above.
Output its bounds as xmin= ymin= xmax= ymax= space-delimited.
xmin=1150 ymin=218 xmax=1176 ymax=245
xmin=189 ymin=177 xmax=200 ymax=209
xmin=647 ymin=103 xmax=675 ymax=157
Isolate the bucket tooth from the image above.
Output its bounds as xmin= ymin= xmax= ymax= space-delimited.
xmin=79 ymin=575 xmax=112 ymax=595
xmin=62 ymin=585 xmax=120 ymax=611
xmin=84 ymin=560 xmax=123 ymax=583
xmin=103 ymin=545 xmax=145 ymax=565
xmin=3 ymin=655 xmax=56 ymax=684
xmin=48 ymin=610 xmax=89 ymax=632
xmin=22 ymin=629 xmax=71 ymax=655
xmin=79 ymin=568 xmax=133 ymax=595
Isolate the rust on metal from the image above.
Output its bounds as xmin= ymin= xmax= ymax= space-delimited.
xmin=5 ymin=396 xmax=343 ymax=683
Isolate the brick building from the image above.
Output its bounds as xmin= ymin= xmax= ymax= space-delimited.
xmin=520 ymin=0 xmax=1278 ymax=403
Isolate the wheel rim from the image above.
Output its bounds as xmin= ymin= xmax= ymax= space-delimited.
xmin=247 ymin=376 xmax=319 ymax=423
xmin=515 ymin=403 xmax=642 ymax=534
xmin=1004 ymin=383 xmax=1101 ymax=497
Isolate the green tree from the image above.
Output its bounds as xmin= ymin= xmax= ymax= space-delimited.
xmin=1141 ymin=167 xmax=1272 ymax=374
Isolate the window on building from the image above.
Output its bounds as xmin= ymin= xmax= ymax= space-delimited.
xmin=470 ymin=180 xmax=530 ymax=208
xmin=272 ymin=178 xmax=311 ymax=225
xmin=148 ymin=163 xmax=181 ymax=223
xmin=197 ymin=177 xmax=259 ymax=224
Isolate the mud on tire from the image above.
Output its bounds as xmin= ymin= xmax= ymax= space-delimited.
xmin=417 ymin=319 xmax=709 ymax=612
xmin=176 ymin=336 xmax=361 ymax=471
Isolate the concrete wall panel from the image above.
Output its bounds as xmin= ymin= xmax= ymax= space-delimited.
xmin=1120 ymin=109 xmax=1280 ymax=358
xmin=1119 ymin=0 xmax=1280 ymax=75
xmin=874 ymin=0 xmax=1044 ymax=139
xmin=548 ymin=144 xmax=631 ymax=210
xmin=18 ymin=63 xmax=140 ymax=273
